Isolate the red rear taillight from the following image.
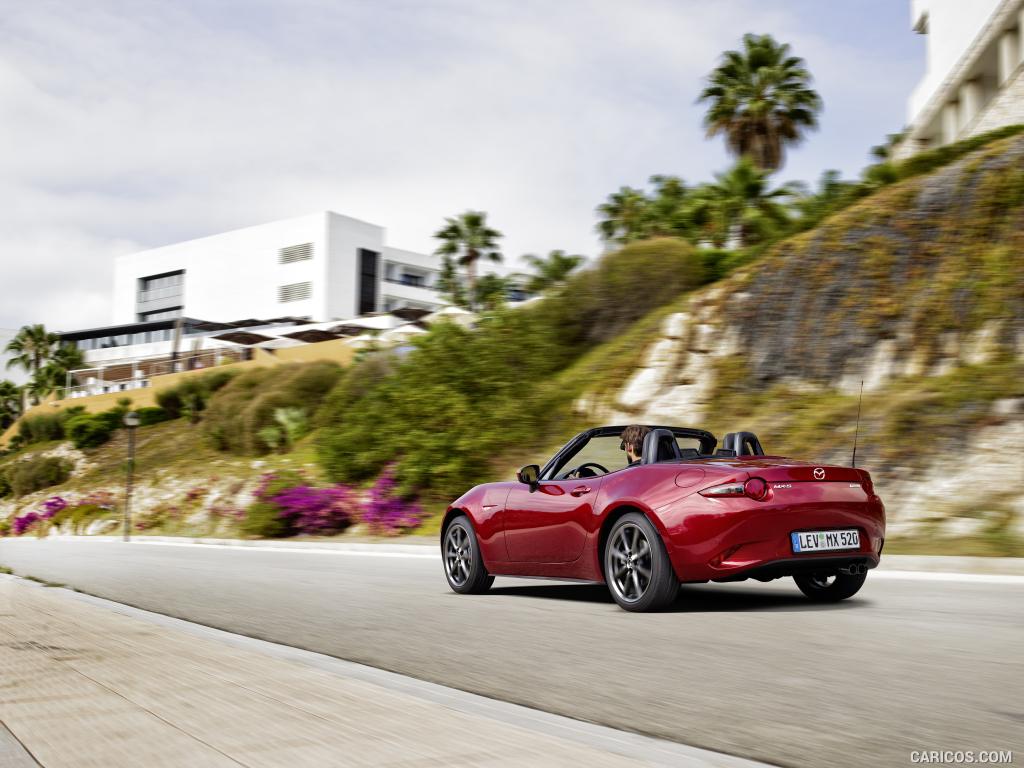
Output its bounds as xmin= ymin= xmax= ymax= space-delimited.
xmin=699 ymin=477 xmax=769 ymax=501
xmin=699 ymin=482 xmax=744 ymax=498
xmin=743 ymin=477 xmax=768 ymax=500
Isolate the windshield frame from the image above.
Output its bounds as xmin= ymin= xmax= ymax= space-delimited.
xmin=539 ymin=426 xmax=717 ymax=481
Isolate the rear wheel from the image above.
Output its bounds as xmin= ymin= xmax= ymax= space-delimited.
xmin=793 ymin=571 xmax=867 ymax=602
xmin=443 ymin=515 xmax=494 ymax=595
xmin=604 ymin=513 xmax=679 ymax=612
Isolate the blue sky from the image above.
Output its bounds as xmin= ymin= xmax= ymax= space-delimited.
xmin=0 ymin=0 xmax=924 ymax=329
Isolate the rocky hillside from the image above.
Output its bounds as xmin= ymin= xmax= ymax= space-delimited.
xmin=583 ymin=134 xmax=1024 ymax=550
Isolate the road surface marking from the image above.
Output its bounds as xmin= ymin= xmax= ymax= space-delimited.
xmin=6 ymin=539 xmax=1023 ymax=583
xmin=869 ymin=570 xmax=1024 ymax=585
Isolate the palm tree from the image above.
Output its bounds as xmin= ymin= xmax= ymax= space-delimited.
xmin=596 ymin=187 xmax=652 ymax=245
xmin=646 ymin=175 xmax=693 ymax=239
xmin=35 ymin=344 xmax=86 ymax=400
xmin=688 ymin=158 xmax=796 ymax=247
xmin=472 ymin=273 xmax=509 ymax=311
xmin=4 ymin=324 xmax=58 ymax=377
xmin=435 ymin=255 xmax=469 ymax=309
xmin=5 ymin=324 xmax=58 ymax=406
xmin=699 ymin=33 xmax=822 ymax=171
xmin=433 ymin=211 xmax=502 ymax=307
xmin=522 ymin=250 xmax=584 ymax=294
xmin=789 ymin=169 xmax=859 ymax=231
xmin=0 ymin=379 xmax=21 ymax=429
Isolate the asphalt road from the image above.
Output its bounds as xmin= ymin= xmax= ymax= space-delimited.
xmin=1 ymin=539 xmax=1021 ymax=768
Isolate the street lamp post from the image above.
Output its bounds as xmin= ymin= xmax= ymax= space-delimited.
xmin=123 ymin=411 xmax=140 ymax=542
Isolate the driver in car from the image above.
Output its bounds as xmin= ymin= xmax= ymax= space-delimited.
xmin=620 ymin=425 xmax=651 ymax=467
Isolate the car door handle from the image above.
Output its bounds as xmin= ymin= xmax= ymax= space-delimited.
xmin=570 ymin=486 xmax=591 ymax=497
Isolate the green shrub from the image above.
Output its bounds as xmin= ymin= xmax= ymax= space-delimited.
xmin=16 ymin=407 xmax=85 ymax=446
xmin=241 ymin=470 xmax=304 ymax=537
xmin=155 ymin=369 xmax=238 ymax=421
xmin=135 ymin=406 xmax=170 ymax=427
xmin=50 ymin=503 xmax=114 ymax=534
xmin=65 ymin=413 xmax=117 ymax=449
xmin=0 ymin=470 xmax=10 ymax=498
xmin=317 ymin=313 xmax=569 ymax=497
xmin=0 ymin=518 xmax=10 ymax=537
xmin=203 ymin=362 xmax=342 ymax=454
xmin=893 ymin=124 xmax=1024 ymax=181
xmin=7 ymin=455 xmax=73 ymax=497
xmin=17 ymin=413 xmax=64 ymax=444
xmin=533 ymin=237 xmax=706 ymax=346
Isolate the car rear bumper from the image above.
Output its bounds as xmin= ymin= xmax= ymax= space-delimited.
xmin=660 ymin=500 xmax=886 ymax=582
xmin=698 ymin=553 xmax=881 ymax=583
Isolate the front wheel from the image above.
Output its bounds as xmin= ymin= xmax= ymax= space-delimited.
xmin=443 ymin=515 xmax=494 ymax=595
xmin=604 ymin=513 xmax=679 ymax=612
xmin=793 ymin=571 xmax=867 ymax=602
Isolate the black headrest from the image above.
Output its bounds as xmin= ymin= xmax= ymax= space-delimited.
xmin=642 ymin=428 xmax=681 ymax=464
xmin=722 ymin=431 xmax=765 ymax=456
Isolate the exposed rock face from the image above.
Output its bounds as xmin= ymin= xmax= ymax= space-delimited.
xmin=583 ymin=135 xmax=1024 ymax=536
xmin=887 ymin=419 xmax=1024 ymax=535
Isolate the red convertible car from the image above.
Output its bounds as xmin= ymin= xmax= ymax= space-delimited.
xmin=441 ymin=426 xmax=885 ymax=611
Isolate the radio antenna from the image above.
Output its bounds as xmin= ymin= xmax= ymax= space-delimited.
xmin=851 ymin=380 xmax=864 ymax=468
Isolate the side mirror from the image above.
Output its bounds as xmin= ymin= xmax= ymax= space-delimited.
xmin=516 ymin=464 xmax=540 ymax=491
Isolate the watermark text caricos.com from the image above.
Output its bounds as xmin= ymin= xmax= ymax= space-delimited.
xmin=911 ymin=752 xmax=1013 ymax=765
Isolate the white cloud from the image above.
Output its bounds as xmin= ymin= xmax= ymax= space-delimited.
xmin=0 ymin=0 xmax=919 ymax=330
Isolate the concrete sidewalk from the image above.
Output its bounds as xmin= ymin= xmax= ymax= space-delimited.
xmin=0 ymin=576 xmax=758 ymax=768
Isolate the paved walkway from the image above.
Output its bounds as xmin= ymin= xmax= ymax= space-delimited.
xmin=0 ymin=576 xmax=757 ymax=768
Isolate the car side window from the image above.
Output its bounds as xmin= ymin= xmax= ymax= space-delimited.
xmin=550 ymin=435 xmax=629 ymax=479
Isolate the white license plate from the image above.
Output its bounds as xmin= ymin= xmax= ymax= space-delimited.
xmin=791 ymin=529 xmax=860 ymax=553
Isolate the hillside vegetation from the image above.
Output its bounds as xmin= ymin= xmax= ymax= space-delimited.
xmin=2 ymin=131 xmax=1022 ymax=553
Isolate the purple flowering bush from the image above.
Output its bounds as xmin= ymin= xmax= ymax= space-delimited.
xmin=271 ymin=485 xmax=357 ymax=535
xmin=242 ymin=471 xmax=356 ymax=537
xmin=12 ymin=496 xmax=69 ymax=536
xmin=38 ymin=492 xmax=117 ymax=535
xmin=41 ymin=496 xmax=68 ymax=520
xmin=363 ymin=464 xmax=423 ymax=535
xmin=13 ymin=512 xmax=40 ymax=536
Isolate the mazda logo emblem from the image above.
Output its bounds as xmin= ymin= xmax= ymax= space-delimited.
xmin=813 ymin=468 xmax=825 ymax=480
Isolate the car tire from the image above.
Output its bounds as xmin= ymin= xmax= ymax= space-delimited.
xmin=443 ymin=515 xmax=494 ymax=595
xmin=793 ymin=571 xmax=867 ymax=602
xmin=604 ymin=512 xmax=679 ymax=612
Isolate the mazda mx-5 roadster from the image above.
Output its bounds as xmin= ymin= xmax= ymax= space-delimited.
xmin=440 ymin=426 xmax=885 ymax=611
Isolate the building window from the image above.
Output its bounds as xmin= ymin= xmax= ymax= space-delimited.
xmin=400 ymin=273 xmax=424 ymax=287
xmin=278 ymin=281 xmax=312 ymax=303
xmin=358 ymin=249 xmax=379 ymax=315
xmin=138 ymin=307 xmax=183 ymax=322
xmin=279 ymin=243 xmax=314 ymax=264
xmin=137 ymin=270 xmax=185 ymax=302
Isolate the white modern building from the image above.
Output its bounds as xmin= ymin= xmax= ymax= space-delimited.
xmin=112 ymin=211 xmax=444 ymax=325
xmin=895 ymin=0 xmax=1024 ymax=158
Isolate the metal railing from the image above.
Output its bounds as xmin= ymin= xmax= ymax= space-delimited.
xmin=63 ymin=347 xmax=249 ymax=400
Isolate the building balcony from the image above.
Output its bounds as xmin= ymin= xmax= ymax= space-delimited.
xmin=380 ymin=280 xmax=442 ymax=310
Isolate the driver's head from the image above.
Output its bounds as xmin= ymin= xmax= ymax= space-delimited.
xmin=620 ymin=425 xmax=651 ymax=464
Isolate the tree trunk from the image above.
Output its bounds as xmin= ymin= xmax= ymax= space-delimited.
xmin=465 ymin=253 xmax=478 ymax=310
